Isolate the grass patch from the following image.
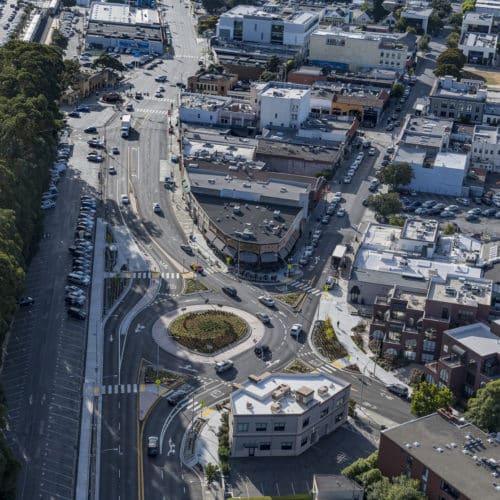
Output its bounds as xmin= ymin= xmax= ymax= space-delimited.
xmin=184 ymin=278 xmax=208 ymax=294
xmin=144 ymin=367 xmax=183 ymax=386
xmin=351 ymin=332 xmax=366 ymax=353
xmin=169 ymin=310 xmax=247 ymax=353
xmin=344 ymin=363 xmax=360 ymax=372
xmin=463 ymin=68 xmax=498 ymax=85
xmin=274 ymin=292 xmax=303 ymax=307
xmin=312 ymin=319 xmax=348 ymax=361
xmin=283 ymin=359 xmax=312 ymax=374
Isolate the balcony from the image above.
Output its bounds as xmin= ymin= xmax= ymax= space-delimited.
xmin=441 ymin=355 xmax=463 ymax=368
xmin=425 ymin=361 xmax=438 ymax=373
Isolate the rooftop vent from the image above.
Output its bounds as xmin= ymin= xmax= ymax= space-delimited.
xmin=246 ymin=401 xmax=253 ymax=409
xmin=318 ymin=385 xmax=328 ymax=396
xmin=271 ymin=402 xmax=282 ymax=413
xmin=295 ymin=385 xmax=314 ymax=405
xmin=272 ymin=384 xmax=291 ymax=401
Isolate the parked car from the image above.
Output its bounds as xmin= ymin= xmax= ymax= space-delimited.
xmin=147 ymin=436 xmax=159 ymax=456
xmin=166 ymin=390 xmax=187 ymax=406
xmin=18 ymin=296 xmax=34 ymax=307
xmin=180 ymin=244 xmax=194 ymax=255
xmin=222 ymin=286 xmax=238 ymax=298
xmin=84 ymin=126 xmax=97 ymax=134
xmin=67 ymin=306 xmax=87 ymax=320
xmin=386 ymin=384 xmax=408 ymax=398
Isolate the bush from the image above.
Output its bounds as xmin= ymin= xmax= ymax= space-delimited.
xmin=218 ymin=446 xmax=230 ymax=461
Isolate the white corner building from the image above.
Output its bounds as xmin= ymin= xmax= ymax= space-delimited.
xmin=229 ymin=372 xmax=350 ymax=458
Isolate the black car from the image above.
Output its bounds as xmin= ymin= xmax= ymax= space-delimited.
xmin=84 ymin=126 xmax=97 ymax=134
xmin=254 ymin=345 xmax=270 ymax=357
xmin=67 ymin=307 xmax=87 ymax=320
xmin=68 ymin=111 xmax=80 ymax=118
xmin=180 ymin=244 xmax=194 ymax=256
xmin=167 ymin=390 xmax=187 ymax=406
xmin=18 ymin=296 xmax=34 ymax=307
xmin=222 ymin=286 xmax=238 ymax=298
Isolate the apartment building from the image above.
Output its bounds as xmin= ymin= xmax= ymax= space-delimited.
xmin=216 ymin=5 xmax=319 ymax=54
xmin=461 ymin=12 xmax=494 ymax=34
xmin=400 ymin=4 xmax=432 ymax=33
xmin=379 ymin=412 xmax=500 ymax=500
xmin=459 ymin=32 xmax=497 ymax=66
xmin=230 ymin=372 xmax=350 ymax=457
xmin=424 ymin=323 xmax=499 ymax=402
xmin=429 ymin=76 xmax=487 ymax=124
xmin=369 ymin=275 xmax=492 ymax=365
xmin=472 ymin=125 xmax=500 ymax=172
xmin=309 ymin=28 xmax=413 ymax=72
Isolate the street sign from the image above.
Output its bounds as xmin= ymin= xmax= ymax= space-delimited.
xmin=287 ymin=263 xmax=292 ymax=270
xmin=155 ymin=379 xmax=161 ymax=387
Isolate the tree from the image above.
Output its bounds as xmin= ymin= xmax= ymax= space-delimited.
xmin=376 ymin=162 xmax=414 ymax=191
xmin=435 ymin=51 xmax=466 ymax=77
xmin=432 ymin=0 xmax=452 ymax=16
xmin=446 ymin=31 xmax=460 ymax=49
xmin=51 ymin=29 xmax=68 ymax=50
xmin=62 ymin=58 xmax=82 ymax=89
xmin=265 ymin=55 xmax=281 ymax=73
xmin=461 ymin=0 xmax=476 ymax=13
xmin=391 ymin=82 xmax=405 ymax=98
xmin=395 ymin=17 xmax=408 ymax=33
xmin=367 ymin=193 xmax=403 ymax=218
xmin=92 ymin=54 xmax=125 ymax=72
xmin=449 ymin=12 xmax=463 ymax=31
xmin=204 ymin=462 xmax=219 ymax=483
xmin=368 ymin=476 xmax=425 ymax=500
xmin=428 ymin=12 xmax=444 ymax=34
xmin=406 ymin=26 xmax=417 ymax=34
xmin=324 ymin=316 xmax=336 ymax=341
xmin=465 ymin=380 xmax=500 ymax=433
xmin=418 ymin=35 xmax=430 ymax=50
xmin=410 ymin=381 xmax=453 ymax=417
xmin=443 ymin=223 xmax=456 ymax=235
xmin=260 ymin=70 xmax=276 ymax=82
xmin=372 ymin=0 xmax=389 ymax=22
xmin=342 ymin=451 xmax=379 ymax=482
xmin=61 ymin=0 xmax=76 ymax=6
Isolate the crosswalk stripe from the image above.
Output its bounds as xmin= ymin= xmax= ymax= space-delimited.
xmin=320 ymin=364 xmax=337 ymax=374
xmin=133 ymin=383 xmax=138 ymax=392
xmin=114 ymin=385 xmax=118 ymax=394
xmin=127 ymin=384 xmax=131 ymax=392
xmin=120 ymin=385 xmax=125 ymax=394
xmin=311 ymin=289 xmax=321 ymax=296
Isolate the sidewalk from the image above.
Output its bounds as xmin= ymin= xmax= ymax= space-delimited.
xmin=310 ymin=279 xmax=410 ymax=390
xmin=151 ymin=304 xmax=265 ymax=364
xmin=109 ymin=224 xmax=150 ymax=272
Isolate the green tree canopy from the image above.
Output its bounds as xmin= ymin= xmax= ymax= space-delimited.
xmin=461 ymin=0 xmax=476 ymax=13
xmin=410 ymin=381 xmax=453 ymax=417
xmin=260 ymin=70 xmax=277 ymax=82
xmin=435 ymin=47 xmax=466 ymax=78
xmin=367 ymin=193 xmax=403 ymax=218
xmin=446 ymin=32 xmax=460 ymax=49
xmin=92 ymin=54 xmax=125 ymax=72
xmin=391 ymin=82 xmax=405 ymax=98
xmin=428 ymin=12 xmax=444 ymax=34
xmin=368 ymin=475 xmax=425 ymax=500
xmin=376 ymin=162 xmax=414 ymax=191
xmin=449 ymin=12 xmax=463 ymax=30
xmin=432 ymin=0 xmax=452 ymax=16
xmin=51 ymin=29 xmax=68 ymax=50
xmin=465 ymin=379 xmax=500 ymax=433
xmin=372 ymin=0 xmax=389 ymax=21
xmin=265 ymin=55 xmax=281 ymax=73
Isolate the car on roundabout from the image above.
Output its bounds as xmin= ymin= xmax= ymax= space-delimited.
xmin=258 ymin=295 xmax=275 ymax=307
xmin=254 ymin=345 xmax=270 ymax=357
xmin=256 ymin=312 xmax=271 ymax=324
xmin=215 ymin=360 xmax=233 ymax=374
xmin=290 ymin=323 xmax=302 ymax=338
xmin=167 ymin=389 xmax=187 ymax=406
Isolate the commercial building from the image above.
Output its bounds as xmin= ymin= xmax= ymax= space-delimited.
xmin=397 ymin=114 xmax=453 ymax=154
xmin=459 ymin=32 xmax=498 ymax=66
xmin=424 ymin=323 xmax=500 ymax=403
xmin=308 ymin=29 xmax=415 ymax=72
xmin=475 ymin=0 xmax=500 ymax=19
xmin=349 ymin=221 xmax=485 ymax=306
xmin=216 ymin=5 xmax=319 ymax=56
xmin=187 ymin=70 xmax=238 ymax=96
xmin=255 ymin=82 xmax=311 ymax=131
xmin=85 ymin=2 xmax=165 ymax=54
xmin=400 ymin=4 xmax=432 ymax=33
xmin=378 ymin=412 xmax=500 ymax=500
xmin=229 ymin=372 xmax=350 ymax=457
xmin=179 ymin=93 xmax=256 ymax=129
xmin=369 ymin=273 xmax=492 ymax=365
xmin=472 ymin=125 xmax=500 ymax=172
xmin=61 ymin=68 xmax=119 ymax=105
xmin=461 ymin=12 xmax=495 ymax=34
xmin=429 ymin=76 xmax=487 ymax=124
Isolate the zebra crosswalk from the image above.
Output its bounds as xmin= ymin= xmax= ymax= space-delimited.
xmin=96 ymin=383 xmax=143 ymax=395
xmin=133 ymin=107 xmax=171 ymax=116
xmin=287 ymin=279 xmax=323 ymax=296
xmin=107 ymin=271 xmax=181 ymax=279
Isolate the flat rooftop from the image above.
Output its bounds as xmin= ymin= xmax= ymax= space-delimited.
xmin=463 ymin=12 xmax=494 ymax=24
xmin=231 ymin=372 xmax=349 ymax=416
xmin=445 ymin=323 xmax=500 ymax=357
xmin=394 ymin=146 xmax=427 ymax=165
xmin=221 ymin=4 xmax=317 ymax=24
xmin=261 ymin=86 xmax=310 ymax=100
xmin=382 ymin=413 xmax=500 ymax=500
xmin=256 ymin=138 xmax=341 ymax=163
xmin=400 ymin=116 xmax=453 ymax=149
xmin=461 ymin=32 xmax=497 ymax=49
xmin=401 ymin=219 xmax=439 ymax=243
xmin=433 ymin=152 xmax=469 ymax=172
xmin=428 ymin=275 xmax=492 ymax=307
xmin=192 ymin=194 xmax=301 ymax=246
xmin=354 ymin=223 xmax=483 ymax=282
xmin=89 ymin=2 xmax=160 ymax=25
xmin=474 ymin=125 xmax=500 ymax=144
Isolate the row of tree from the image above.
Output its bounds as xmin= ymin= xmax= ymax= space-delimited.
xmin=0 ymin=40 xmax=67 ymax=497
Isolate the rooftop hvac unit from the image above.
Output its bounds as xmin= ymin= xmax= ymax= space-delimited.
xmin=246 ymin=401 xmax=253 ymax=409
xmin=271 ymin=402 xmax=282 ymax=413
xmin=273 ymin=210 xmax=281 ymax=219
xmin=272 ymin=384 xmax=290 ymax=401
xmin=233 ymin=206 xmax=241 ymax=214
xmin=317 ymin=385 xmax=328 ymax=396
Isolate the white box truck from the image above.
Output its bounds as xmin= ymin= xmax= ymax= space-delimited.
xmin=121 ymin=114 xmax=131 ymax=138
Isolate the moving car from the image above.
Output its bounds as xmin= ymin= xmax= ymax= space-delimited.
xmin=258 ymin=295 xmax=275 ymax=307
xmin=112 ymin=147 xmax=120 ymax=154
xmin=254 ymin=345 xmax=270 ymax=357
xmin=167 ymin=390 xmax=187 ymax=406
xmin=215 ymin=360 xmax=233 ymax=374
xmin=222 ymin=286 xmax=238 ymax=298
xmin=18 ymin=296 xmax=34 ymax=307
xmin=290 ymin=323 xmax=302 ymax=338
xmin=147 ymin=436 xmax=159 ymax=456
xmin=153 ymin=203 xmax=161 ymax=213
xmin=84 ymin=126 xmax=97 ymax=134
xmin=121 ymin=194 xmax=130 ymax=205
xmin=190 ymin=263 xmax=204 ymax=273
xmin=256 ymin=312 xmax=271 ymax=324
xmin=325 ymin=276 xmax=336 ymax=290
xmin=108 ymin=165 xmax=116 ymax=175
xmin=180 ymin=244 xmax=194 ymax=255
xmin=386 ymin=383 xmax=409 ymax=398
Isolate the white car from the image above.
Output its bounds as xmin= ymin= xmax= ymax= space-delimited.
xmin=325 ymin=275 xmax=336 ymax=290
xmin=258 ymin=295 xmax=275 ymax=308
xmin=356 ymin=154 xmax=364 ymax=162
xmin=290 ymin=324 xmax=302 ymax=338
xmin=121 ymin=194 xmax=130 ymax=205
xmin=215 ymin=359 xmax=234 ymax=373
xmin=456 ymin=197 xmax=470 ymax=206
xmin=256 ymin=312 xmax=271 ymax=324
xmin=343 ymin=176 xmax=352 ymax=184
xmin=368 ymin=148 xmax=376 ymax=156
xmin=337 ymin=208 xmax=346 ymax=217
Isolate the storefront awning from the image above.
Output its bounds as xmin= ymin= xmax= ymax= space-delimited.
xmin=261 ymin=252 xmax=278 ymax=263
xmin=213 ymin=238 xmax=225 ymax=252
xmin=224 ymin=246 xmax=236 ymax=258
xmin=284 ymin=235 xmax=297 ymax=254
xmin=205 ymin=230 xmax=216 ymax=244
xmin=239 ymin=251 xmax=258 ymax=263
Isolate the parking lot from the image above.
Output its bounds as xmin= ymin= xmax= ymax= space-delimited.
xmin=227 ymin=425 xmax=375 ymax=498
xmin=0 ymin=0 xmax=24 ymax=45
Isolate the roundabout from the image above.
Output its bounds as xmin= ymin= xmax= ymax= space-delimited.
xmin=169 ymin=310 xmax=248 ymax=353
xmin=152 ymin=304 xmax=266 ymax=363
